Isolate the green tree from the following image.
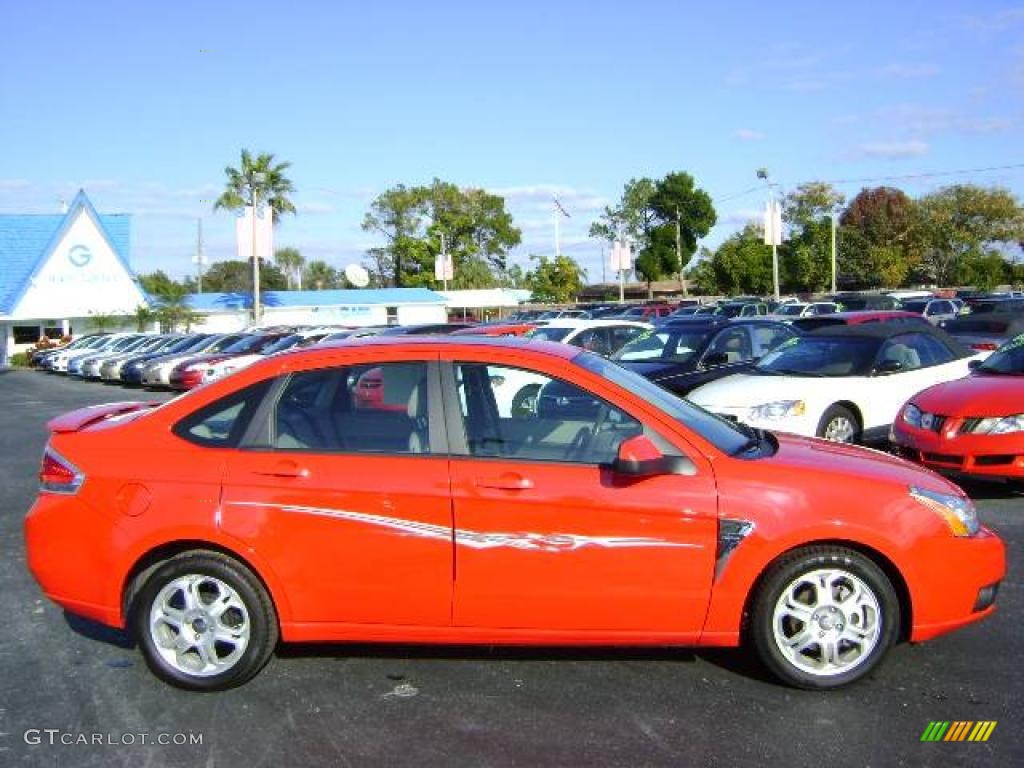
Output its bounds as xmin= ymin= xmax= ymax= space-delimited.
xmin=202 ymin=260 xmax=288 ymax=293
xmin=915 ymin=185 xmax=1024 ymax=286
xmin=780 ymin=182 xmax=845 ymax=292
xmin=838 ymin=187 xmax=922 ymax=288
xmin=525 ymin=254 xmax=584 ymax=303
xmin=87 ymin=311 xmax=121 ymax=332
xmin=274 ymin=247 xmax=306 ymax=290
xmin=708 ymin=224 xmax=773 ymax=295
xmin=137 ymin=270 xmax=180 ymax=297
xmin=214 ymin=149 xmax=297 ymax=224
xmin=362 ymin=180 xmax=522 ymax=288
xmin=133 ymin=304 xmax=156 ymax=332
xmin=304 ymin=260 xmax=340 ymax=289
xmin=589 ymin=178 xmax=658 ymax=285
xmin=647 ymin=171 xmax=717 ymax=286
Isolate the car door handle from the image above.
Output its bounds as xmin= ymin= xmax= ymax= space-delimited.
xmin=475 ymin=473 xmax=534 ymax=490
xmin=253 ymin=461 xmax=310 ymax=479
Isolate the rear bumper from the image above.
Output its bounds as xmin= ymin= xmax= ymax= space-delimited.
xmin=24 ymin=495 xmax=123 ymax=628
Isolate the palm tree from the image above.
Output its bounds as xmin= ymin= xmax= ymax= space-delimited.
xmin=214 ymin=149 xmax=297 ymax=224
xmin=304 ymin=260 xmax=339 ymax=290
xmin=274 ymin=247 xmax=306 ymax=290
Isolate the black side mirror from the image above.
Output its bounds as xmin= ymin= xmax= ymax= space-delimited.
xmin=702 ymin=352 xmax=730 ymax=368
xmin=968 ymin=359 xmax=983 ymax=371
xmin=873 ymin=359 xmax=903 ymax=375
xmin=613 ymin=436 xmax=696 ymax=477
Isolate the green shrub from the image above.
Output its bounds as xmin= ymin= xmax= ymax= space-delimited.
xmin=8 ymin=352 xmax=31 ymax=367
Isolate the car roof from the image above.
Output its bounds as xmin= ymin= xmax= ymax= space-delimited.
xmin=538 ymin=319 xmax=650 ymax=328
xmin=310 ymin=333 xmax=582 ymax=359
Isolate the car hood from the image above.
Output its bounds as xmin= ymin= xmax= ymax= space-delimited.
xmin=911 ymin=374 xmax=1024 ymax=417
xmin=689 ymin=372 xmax=822 ymax=408
xmin=764 ymin=432 xmax=961 ymax=495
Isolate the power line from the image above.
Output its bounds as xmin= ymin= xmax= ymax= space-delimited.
xmin=712 ymin=161 xmax=1024 ymax=204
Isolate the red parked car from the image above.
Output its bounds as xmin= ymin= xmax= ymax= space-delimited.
xmin=168 ymin=333 xmax=289 ymax=390
xmin=26 ymin=337 xmax=1003 ymax=691
xmin=891 ymin=333 xmax=1024 ymax=483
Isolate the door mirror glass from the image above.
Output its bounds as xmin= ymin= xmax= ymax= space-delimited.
xmin=702 ymin=351 xmax=730 ymax=367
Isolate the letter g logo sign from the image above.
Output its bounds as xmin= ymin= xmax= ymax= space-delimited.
xmin=68 ymin=245 xmax=92 ymax=267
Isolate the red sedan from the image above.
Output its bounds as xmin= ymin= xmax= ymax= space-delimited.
xmin=25 ymin=337 xmax=1003 ymax=691
xmin=891 ymin=333 xmax=1024 ymax=482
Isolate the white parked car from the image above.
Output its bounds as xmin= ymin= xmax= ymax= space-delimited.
xmin=49 ymin=333 xmax=135 ymax=373
xmin=772 ymin=302 xmax=839 ymax=319
xmin=687 ymin=324 xmax=980 ymax=444
xmin=525 ymin=319 xmax=651 ymax=357
xmin=201 ymin=328 xmax=336 ymax=384
xmin=140 ymin=333 xmax=249 ymax=387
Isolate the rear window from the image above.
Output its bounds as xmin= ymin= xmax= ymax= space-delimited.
xmin=173 ymin=379 xmax=272 ymax=447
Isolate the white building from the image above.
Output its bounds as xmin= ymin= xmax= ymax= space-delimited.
xmin=0 ymin=190 xmax=147 ymax=364
xmin=187 ymin=288 xmax=449 ymax=331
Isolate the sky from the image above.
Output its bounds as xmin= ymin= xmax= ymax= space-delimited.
xmin=1 ymin=0 xmax=1022 ymax=284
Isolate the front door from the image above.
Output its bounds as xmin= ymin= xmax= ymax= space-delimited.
xmin=444 ymin=357 xmax=718 ymax=637
xmin=219 ymin=358 xmax=453 ymax=627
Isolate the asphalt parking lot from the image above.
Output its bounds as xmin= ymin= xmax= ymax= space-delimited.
xmin=0 ymin=369 xmax=1020 ymax=767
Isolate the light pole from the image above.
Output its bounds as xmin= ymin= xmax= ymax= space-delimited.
xmin=758 ymin=168 xmax=781 ymax=301
xmin=830 ymin=208 xmax=838 ymax=294
xmin=250 ymin=172 xmax=266 ymax=326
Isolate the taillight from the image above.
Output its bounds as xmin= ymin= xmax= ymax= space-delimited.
xmin=39 ymin=447 xmax=84 ymax=494
xmin=971 ymin=342 xmax=997 ymax=351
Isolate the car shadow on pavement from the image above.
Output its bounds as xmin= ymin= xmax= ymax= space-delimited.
xmin=956 ymin=477 xmax=1021 ymax=501
xmin=64 ymin=612 xmax=135 ymax=649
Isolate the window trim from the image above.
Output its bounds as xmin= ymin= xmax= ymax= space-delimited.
xmin=238 ymin=359 xmax=448 ymax=457
xmin=440 ymin=360 xmax=681 ymax=467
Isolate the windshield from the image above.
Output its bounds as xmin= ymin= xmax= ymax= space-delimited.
xmin=902 ymin=300 xmax=928 ymax=313
xmin=575 ymin=352 xmax=749 ymax=455
xmin=778 ymin=304 xmax=806 ymax=316
xmin=223 ymin=335 xmax=278 ymax=354
xmin=527 ymin=326 xmax=573 ymax=342
xmin=978 ymin=334 xmax=1024 ymax=374
xmin=757 ymin=336 xmax=879 ymax=376
xmin=205 ymin=334 xmax=248 ymax=353
xmin=715 ymin=304 xmax=744 ymax=318
xmin=261 ymin=334 xmax=303 ymax=355
xmin=613 ymin=328 xmax=710 ymax=363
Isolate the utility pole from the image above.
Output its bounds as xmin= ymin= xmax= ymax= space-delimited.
xmin=194 ymin=218 xmax=205 ymax=293
xmin=250 ymin=172 xmax=266 ymax=326
xmin=830 ymin=211 xmax=838 ymax=294
xmin=675 ymin=206 xmax=688 ymax=297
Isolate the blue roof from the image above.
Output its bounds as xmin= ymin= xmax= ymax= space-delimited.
xmin=187 ymin=287 xmax=448 ymax=311
xmin=0 ymin=190 xmax=132 ymax=314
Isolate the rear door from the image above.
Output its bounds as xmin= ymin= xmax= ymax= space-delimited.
xmin=442 ymin=351 xmax=718 ymax=637
xmin=218 ymin=355 xmax=454 ymax=627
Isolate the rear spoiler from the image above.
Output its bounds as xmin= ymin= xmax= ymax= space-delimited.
xmin=46 ymin=402 xmax=160 ymax=434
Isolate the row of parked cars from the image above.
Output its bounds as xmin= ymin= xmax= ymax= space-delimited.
xmin=29 ymin=302 xmax=1024 ymax=485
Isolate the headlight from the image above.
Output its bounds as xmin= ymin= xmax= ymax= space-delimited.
xmin=902 ymin=403 xmax=922 ymax=427
xmin=970 ymin=414 xmax=1024 ymax=435
xmin=909 ymin=486 xmax=979 ymax=537
xmin=748 ymin=400 xmax=806 ymax=421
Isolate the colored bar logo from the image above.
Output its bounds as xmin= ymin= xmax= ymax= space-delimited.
xmin=921 ymin=721 xmax=996 ymax=742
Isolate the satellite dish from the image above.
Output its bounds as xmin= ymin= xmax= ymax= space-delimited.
xmin=345 ymin=264 xmax=369 ymax=288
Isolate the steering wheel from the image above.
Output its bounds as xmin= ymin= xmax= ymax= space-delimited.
xmin=566 ymin=426 xmax=593 ymax=461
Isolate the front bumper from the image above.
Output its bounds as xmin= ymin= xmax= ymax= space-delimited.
xmin=907 ymin=526 xmax=1005 ymax=642
xmin=891 ymin=420 xmax=1024 ymax=479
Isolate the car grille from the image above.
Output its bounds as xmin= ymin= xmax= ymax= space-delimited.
xmin=923 ymin=452 xmax=964 ymax=466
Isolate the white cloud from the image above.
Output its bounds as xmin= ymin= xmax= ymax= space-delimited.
xmin=964 ymin=7 xmax=1024 ymax=33
xmin=860 ymin=140 xmax=930 ymax=158
xmin=877 ymin=63 xmax=940 ymax=79
xmin=734 ymin=128 xmax=765 ymax=141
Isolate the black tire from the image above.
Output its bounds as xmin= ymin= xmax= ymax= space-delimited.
xmin=749 ymin=546 xmax=900 ymax=690
xmin=511 ymin=383 xmax=542 ymax=417
xmin=816 ymin=404 xmax=861 ymax=444
xmin=131 ymin=551 xmax=278 ymax=691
